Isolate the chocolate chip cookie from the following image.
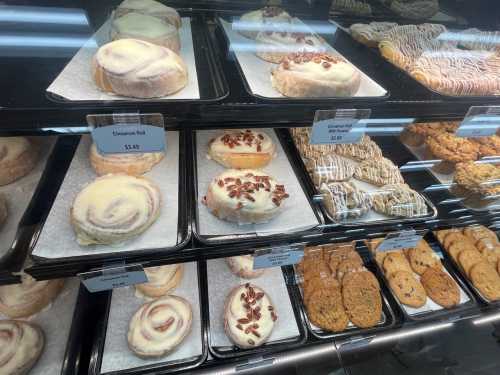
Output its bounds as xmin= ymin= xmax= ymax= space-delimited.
xmin=342 ymin=271 xmax=382 ymax=328
xmin=383 ymin=252 xmax=413 ymax=277
xmin=306 ymin=286 xmax=349 ymax=332
xmin=421 ymin=268 xmax=460 ymax=308
xmin=407 ymin=240 xmax=442 ymax=275
xmin=388 ymin=270 xmax=427 ymax=308
xmin=470 ymin=261 xmax=500 ymax=301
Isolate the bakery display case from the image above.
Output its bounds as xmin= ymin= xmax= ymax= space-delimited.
xmin=1 ymin=0 xmax=500 ymax=374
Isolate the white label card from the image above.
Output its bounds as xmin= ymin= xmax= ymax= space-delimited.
xmin=456 ymin=114 xmax=500 ymax=138
xmin=92 ymin=124 xmax=166 ymax=154
xmin=377 ymin=230 xmax=422 ymax=252
xmin=80 ymin=264 xmax=148 ymax=293
xmin=253 ymin=245 xmax=304 ymax=270
xmin=310 ymin=118 xmax=364 ymax=145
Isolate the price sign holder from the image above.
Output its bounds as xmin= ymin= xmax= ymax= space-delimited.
xmin=87 ymin=112 xmax=166 ymax=154
xmin=377 ymin=229 xmax=423 ymax=252
xmin=310 ymin=109 xmax=371 ymax=145
xmin=253 ymin=245 xmax=304 ymax=270
xmin=456 ymin=106 xmax=500 ymax=138
xmin=79 ymin=262 xmax=148 ymax=293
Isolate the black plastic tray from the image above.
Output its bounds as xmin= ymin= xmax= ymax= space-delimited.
xmin=88 ymin=262 xmax=208 ymax=375
xmin=26 ymin=131 xmax=191 ymax=273
xmin=191 ymin=128 xmax=324 ymax=245
xmin=204 ymin=262 xmax=308 ymax=359
xmin=45 ymin=13 xmax=229 ymax=106
xmin=286 ymin=246 xmax=397 ymax=340
xmin=365 ymin=235 xmax=478 ymax=322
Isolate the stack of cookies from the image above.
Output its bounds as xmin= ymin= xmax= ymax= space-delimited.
xmin=435 ymin=226 xmax=500 ymax=301
xmin=296 ymin=242 xmax=382 ymax=332
xmin=292 ymin=127 xmax=428 ymax=221
xmin=370 ymin=239 xmax=461 ymax=309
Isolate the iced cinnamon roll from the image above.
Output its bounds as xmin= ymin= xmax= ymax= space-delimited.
xmin=0 ymin=320 xmax=44 ymax=375
xmin=89 ymin=143 xmax=164 ymax=176
xmin=226 ymin=255 xmax=266 ymax=279
xmin=128 ymin=295 xmax=192 ymax=358
xmin=135 ymin=264 xmax=184 ymax=298
xmin=0 ymin=275 xmax=64 ymax=318
xmin=237 ymin=7 xmax=292 ymax=40
xmin=255 ymin=31 xmax=325 ymax=63
xmin=0 ymin=137 xmax=38 ymax=186
xmin=114 ymin=0 xmax=181 ymax=29
xmin=70 ymin=174 xmax=161 ymax=245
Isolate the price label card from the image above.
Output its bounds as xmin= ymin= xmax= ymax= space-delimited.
xmin=92 ymin=124 xmax=166 ymax=154
xmin=80 ymin=263 xmax=147 ymax=293
xmin=310 ymin=118 xmax=364 ymax=145
xmin=456 ymin=106 xmax=500 ymax=138
xmin=253 ymin=245 xmax=304 ymax=270
xmin=377 ymin=230 xmax=422 ymax=252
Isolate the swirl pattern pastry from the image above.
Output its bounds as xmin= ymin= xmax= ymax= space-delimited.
xmin=0 ymin=275 xmax=64 ymax=318
xmin=373 ymin=183 xmax=428 ymax=217
xmin=114 ymin=0 xmax=181 ymax=28
xmin=92 ymin=39 xmax=188 ymax=99
xmin=128 ymin=295 xmax=192 ymax=358
xmin=224 ymin=283 xmax=277 ymax=348
xmin=271 ymin=52 xmax=361 ymax=97
xmin=89 ymin=143 xmax=164 ymax=176
xmin=310 ymin=154 xmax=355 ymax=186
xmin=70 ymin=174 xmax=161 ymax=245
xmin=349 ymin=22 xmax=397 ymax=47
xmin=204 ymin=169 xmax=289 ymax=224
xmin=320 ymin=182 xmax=373 ymax=221
xmin=255 ymin=31 xmax=325 ymax=63
xmin=226 ymin=255 xmax=266 ymax=279
xmin=0 ymin=320 xmax=44 ymax=375
xmin=208 ymin=130 xmax=276 ymax=169
xmin=237 ymin=7 xmax=292 ymax=39
xmin=0 ymin=137 xmax=38 ymax=186
xmin=354 ymin=157 xmax=404 ymax=186
xmin=136 ymin=264 xmax=184 ymax=298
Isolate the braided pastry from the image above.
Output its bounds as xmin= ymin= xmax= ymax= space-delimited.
xmin=128 ymin=295 xmax=192 ymax=358
xmin=0 ymin=137 xmax=38 ymax=186
xmin=92 ymin=39 xmax=188 ymax=99
xmin=114 ymin=0 xmax=181 ymax=29
xmin=70 ymin=174 xmax=161 ymax=245
xmin=0 ymin=275 xmax=64 ymax=318
xmin=89 ymin=143 xmax=164 ymax=176
xmin=0 ymin=320 xmax=44 ymax=375
xmin=135 ymin=264 xmax=184 ymax=298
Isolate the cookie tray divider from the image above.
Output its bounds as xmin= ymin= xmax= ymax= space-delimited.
xmin=26 ymin=130 xmax=192 ymax=276
xmin=365 ymin=233 xmax=479 ymax=323
xmin=214 ymin=16 xmax=390 ymax=104
xmin=275 ymin=128 xmax=439 ymax=228
xmin=204 ymin=261 xmax=308 ymax=360
xmin=284 ymin=244 xmax=398 ymax=340
xmin=190 ymin=128 xmax=325 ymax=246
xmin=88 ymin=261 xmax=208 ymax=375
xmin=430 ymin=231 xmax=500 ymax=306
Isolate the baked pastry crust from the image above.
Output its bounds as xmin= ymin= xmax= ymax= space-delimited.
xmin=0 ymin=137 xmax=38 ymax=186
xmin=208 ymin=130 xmax=276 ymax=169
xmin=204 ymin=169 xmax=288 ymax=224
xmin=255 ymin=31 xmax=324 ymax=63
xmin=226 ymin=255 xmax=266 ymax=279
xmin=89 ymin=143 xmax=164 ymax=176
xmin=71 ymin=174 xmax=161 ymax=245
xmin=135 ymin=264 xmax=183 ymax=298
xmin=92 ymin=39 xmax=188 ymax=99
xmin=114 ymin=0 xmax=181 ymax=29
xmin=237 ymin=7 xmax=292 ymax=40
xmin=271 ymin=52 xmax=361 ymax=97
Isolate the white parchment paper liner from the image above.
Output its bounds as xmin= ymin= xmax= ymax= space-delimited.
xmin=219 ymin=18 xmax=387 ymax=99
xmin=207 ymin=258 xmax=300 ymax=348
xmin=0 ymin=137 xmax=55 ymax=260
xmin=47 ymin=17 xmax=200 ymax=101
xmin=32 ymin=132 xmax=180 ymax=259
xmin=100 ymin=262 xmax=203 ymax=373
xmin=0 ymin=277 xmax=80 ymax=375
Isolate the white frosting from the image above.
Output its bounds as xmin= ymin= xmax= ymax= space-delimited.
xmin=143 ymin=265 xmax=180 ymax=287
xmin=227 ymin=255 xmax=266 ymax=279
xmin=284 ymin=58 xmax=357 ymax=82
xmin=0 ymin=275 xmax=54 ymax=314
xmin=209 ymin=130 xmax=275 ymax=155
xmin=255 ymin=31 xmax=325 ymax=54
xmin=0 ymin=137 xmax=30 ymax=163
xmin=240 ymin=7 xmax=291 ymax=25
xmin=112 ymin=13 xmax=177 ymax=39
xmin=118 ymin=0 xmax=175 ymax=14
xmin=128 ymin=295 xmax=192 ymax=356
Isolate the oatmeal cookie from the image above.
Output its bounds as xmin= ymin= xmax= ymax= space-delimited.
xmin=470 ymin=261 xmax=500 ymax=301
xmin=306 ymin=286 xmax=349 ymax=332
xmin=407 ymin=240 xmax=442 ymax=275
xmin=342 ymin=271 xmax=382 ymax=328
xmin=373 ymin=183 xmax=428 ymax=218
xmin=336 ymin=258 xmax=365 ymax=282
xmin=425 ymin=133 xmax=479 ymax=173
xmin=303 ymin=275 xmax=339 ymax=304
xmin=328 ymin=247 xmax=362 ymax=276
xmin=400 ymin=121 xmax=459 ymax=147
xmin=453 ymin=162 xmax=500 ymax=197
xmin=421 ymin=268 xmax=460 ymax=308
xmin=458 ymin=249 xmax=484 ymax=277
xmin=354 ymin=157 xmax=405 ymax=186
xmin=388 ymin=270 xmax=427 ymax=308
xmin=383 ymin=252 xmax=413 ymax=277
xmin=471 ymin=135 xmax=500 ymax=158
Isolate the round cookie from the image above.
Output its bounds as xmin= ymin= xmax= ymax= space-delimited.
xmin=327 ymin=247 xmax=361 ymax=276
xmin=303 ymin=276 xmax=338 ymax=304
xmin=447 ymin=241 xmax=475 ymax=263
xmin=407 ymin=241 xmax=442 ymax=275
xmin=306 ymin=286 xmax=349 ymax=332
xmin=383 ymin=252 xmax=413 ymax=277
xmin=336 ymin=258 xmax=365 ymax=282
xmin=470 ymin=261 xmax=500 ymax=301
xmin=443 ymin=232 xmax=475 ymax=250
xmin=463 ymin=225 xmax=498 ymax=244
xmin=341 ymin=271 xmax=382 ymax=328
xmin=420 ymin=268 xmax=460 ymax=308
xmin=458 ymin=250 xmax=484 ymax=277
xmin=388 ymin=270 xmax=427 ymax=308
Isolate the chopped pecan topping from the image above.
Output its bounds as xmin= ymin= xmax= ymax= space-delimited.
xmin=248 ymin=338 xmax=255 ymax=345
xmin=217 ymin=180 xmax=224 ymax=187
xmin=237 ymin=318 xmax=250 ymax=324
xmin=236 ymin=324 xmax=243 ymax=330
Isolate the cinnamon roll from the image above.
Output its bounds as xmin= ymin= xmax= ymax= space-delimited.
xmin=271 ymin=52 xmax=361 ymax=97
xmin=0 ymin=137 xmax=38 ymax=186
xmin=226 ymin=255 xmax=266 ymax=279
xmin=237 ymin=7 xmax=292 ymax=40
xmin=135 ymin=264 xmax=184 ymax=298
xmin=70 ymin=174 xmax=161 ymax=245
xmin=203 ymin=169 xmax=289 ymax=224
xmin=0 ymin=320 xmax=44 ymax=375
xmin=224 ymin=283 xmax=277 ymax=349
xmin=128 ymin=295 xmax=192 ymax=358
xmin=89 ymin=143 xmax=164 ymax=176
xmin=114 ymin=0 xmax=181 ymax=29
xmin=92 ymin=39 xmax=188 ymax=99
xmin=0 ymin=275 xmax=64 ymax=318
xmin=207 ymin=130 xmax=276 ymax=169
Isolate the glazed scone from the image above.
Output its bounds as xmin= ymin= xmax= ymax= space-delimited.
xmin=237 ymin=7 xmax=292 ymax=39
xmin=203 ymin=169 xmax=289 ymax=224
xmin=0 ymin=137 xmax=38 ymax=186
xmin=114 ymin=0 xmax=181 ymax=28
xmin=92 ymin=39 xmax=188 ymax=99
xmin=271 ymin=52 xmax=361 ymax=97
xmin=255 ymin=31 xmax=325 ymax=63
